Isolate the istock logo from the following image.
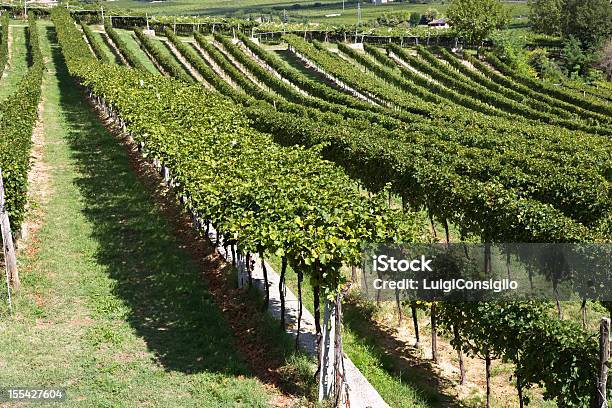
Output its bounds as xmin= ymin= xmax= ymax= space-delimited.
xmin=372 ymin=255 xmax=433 ymax=272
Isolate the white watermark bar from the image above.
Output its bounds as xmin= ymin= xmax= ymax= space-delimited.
xmin=360 ymin=243 xmax=612 ymax=302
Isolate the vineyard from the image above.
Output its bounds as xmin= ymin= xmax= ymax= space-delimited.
xmin=0 ymin=5 xmax=610 ymax=408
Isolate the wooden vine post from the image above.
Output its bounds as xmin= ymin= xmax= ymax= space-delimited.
xmin=453 ymin=324 xmax=466 ymax=385
xmin=0 ymin=169 xmax=19 ymax=290
xmin=295 ymin=268 xmax=303 ymax=351
xmin=485 ymin=352 xmax=492 ymax=408
xmin=411 ymin=303 xmax=420 ymax=347
xmin=431 ymin=303 xmax=438 ymax=363
xmin=260 ymin=252 xmax=269 ymax=310
xmin=279 ymin=257 xmax=287 ymax=330
xmin=596 ymin=317 xmax=610 ymax=408
xmin=318 ymin=291 xmax=347 ymax=406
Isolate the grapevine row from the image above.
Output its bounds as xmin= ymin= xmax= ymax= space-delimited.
xmin=0 ymin=15 xmax=43 ymax=230
xmin=413 ymin=45 xmax=610 ymax=129
xmin=104 ymin=24 xmax=149 ymax=72
xmin=214 ymin=34 xmax=426 ymax=128
xmin=80 ymin=22 xmax=111 ymax=64
xmin=240 ymin=36 xmax=611 ymax=181
xmin=485 ymin=51 xmax=612 ymax=118
xmin=210 ymin=36 xmax=609 ymax=227
xmin=163 ymin=29 xmax=238 ymax=97
xmin=185 ymin=42 xmax=591 ymax=240
xmin=168 ymin=32 xmax=607 ymax=404
xmin=237 ymin=33 xmax=384 ymax=113
xmin=560 ymin=79 xmax=612 ymax=102
xmin=435 ymin=46 xmax=612 ymax=126
xmin=285 ymin=36 xmax=610 ymax=178
xmin=53 ymin=5 xmax=415 ymax=297
xmin=54 ymin=18 xmax=609 ymax=405
xmin=385 ymin=44 xmax=611 ymax=136
xmin=134 ymin=29 xmax=193 ymax=83
xmin=438 ymin=301 xmax=598 ymax=406
xmin=0 ymin=14 xmax=8 ymax=79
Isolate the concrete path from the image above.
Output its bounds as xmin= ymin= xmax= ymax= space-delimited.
xmin=213 ymin=236 xmax=390 ymax=408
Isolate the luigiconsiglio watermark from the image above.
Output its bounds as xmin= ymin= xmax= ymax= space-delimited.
xmin=361 ymin=243 xmax=612 ymax=302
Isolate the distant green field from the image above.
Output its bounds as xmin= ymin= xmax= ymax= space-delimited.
xmin=284 ymin=3 xmax=447 ymax=25
xmin=108 ymin=0 xmax=359 ymax=16
xmin=107 ymin=0 xmax=529 ymax=25
xmin=276 ymin=2 xmax=527 ymax=25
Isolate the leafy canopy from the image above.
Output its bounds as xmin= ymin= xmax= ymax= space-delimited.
xmin=530 ymin=0 xmax=612 ymax=49
xmin=528 ymin=0 xmax=564 ymax=36
xmin=562 ymin=0 xmax=612 ymax=50
xmin=447 ymin=0 xmax=510 ymax=46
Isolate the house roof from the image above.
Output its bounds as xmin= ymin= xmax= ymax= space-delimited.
xmin=428 ymin=18 xmax=447 ymax=25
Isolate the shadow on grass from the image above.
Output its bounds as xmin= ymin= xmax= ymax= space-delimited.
xmin=45 ymin=25 xmax=254 ymax=376
xmin=343 ymin=296 xmax=466 ymax=408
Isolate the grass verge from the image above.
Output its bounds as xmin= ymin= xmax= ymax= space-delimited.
xmin=0 ymin=24 xmax=28 ymax=101
xmin=0 ymin=21 xmax=272 ymax=407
